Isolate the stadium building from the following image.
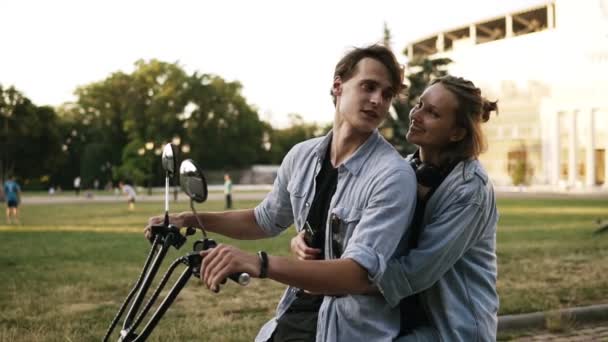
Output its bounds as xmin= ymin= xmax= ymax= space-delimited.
xmin=405 ymin=0 xmax=608 ymax=190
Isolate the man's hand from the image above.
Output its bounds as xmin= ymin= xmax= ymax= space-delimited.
xmin=200 ymin=244 xmax=260 ymax=292
xmin=290 ymin=231 xmax=321 ymax=260
xmin=143 ymin=213 xmax=187 ymax=242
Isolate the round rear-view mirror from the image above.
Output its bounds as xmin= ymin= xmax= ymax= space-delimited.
xmin=162 ymin=143 xmax=178 ymax=178
xmin=179 ymin=159 xmax=208 ymax=203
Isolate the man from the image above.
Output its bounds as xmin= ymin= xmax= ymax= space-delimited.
xmin=224 ymin=173 xmax=232 ymax=209
xmin=119 ymin=181 xmax=137 ymax=211
xmin=4 ymin=176 xmax=21 ymax=224
xmin=146 ymin=45 xmax=417 ymax=341
xmin=74 ymin=176 xmax=81 ymax=196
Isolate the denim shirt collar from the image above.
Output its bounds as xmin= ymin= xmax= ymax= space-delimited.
xmin=312 ymin=129 xmax=381 ymax=176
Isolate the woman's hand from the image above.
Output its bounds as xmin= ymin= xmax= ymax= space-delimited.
xmin=200 ymin=244 xmax=260 ymax=292
xmin=290 ymin=231 xmax=321 ymax=260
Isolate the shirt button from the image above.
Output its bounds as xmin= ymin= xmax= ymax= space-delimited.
xmin=305 ymin=202 xmax=310 ymax=207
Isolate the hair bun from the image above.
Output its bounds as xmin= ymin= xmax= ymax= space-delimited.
xmin=481 ymin=100 xmax=498 ymax=122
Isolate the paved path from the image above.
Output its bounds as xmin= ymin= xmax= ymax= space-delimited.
xmin=21 ymin=193 xmax=268 ymax=204
xmin=512 ymin=324 xmax=608 ymax=341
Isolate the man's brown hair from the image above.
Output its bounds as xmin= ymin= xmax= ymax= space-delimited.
xmin=331 ymin=44 xmax=404 ymax=104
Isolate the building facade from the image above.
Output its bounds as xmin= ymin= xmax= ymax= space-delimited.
xmin=406 ymin=0 xmax=608 ymax=189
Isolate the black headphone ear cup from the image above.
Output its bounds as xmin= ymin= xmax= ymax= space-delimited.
xmin=415 ymin=163 xmax=443 ymax=188
xmin=409 ymin=158 xmax=419 ymax=173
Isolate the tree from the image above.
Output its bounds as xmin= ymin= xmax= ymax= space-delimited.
xmin=0 ymin=85 xmax=64 ymax=189
xmin=64 ymin=59 xmax=267 ymax=188
xmin=66 ymin=60 xmax=194 ymax=188
xmin=184 ymin=73 xmax=266 ymax=170
xmin=260 ymin=114 xmax=325 ymax=164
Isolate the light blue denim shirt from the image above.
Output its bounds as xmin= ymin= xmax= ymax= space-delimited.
xmin=254 ymin=130 xmax=417 ymax=342
xmin=378 ymin=158 xmax=499 ymax=342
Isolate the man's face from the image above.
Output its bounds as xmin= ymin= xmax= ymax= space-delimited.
xmin=333 ymin=58 xmax=395 ymax=134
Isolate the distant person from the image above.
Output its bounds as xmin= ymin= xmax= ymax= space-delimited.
xmin=48 ymin=186 xmax=55 ymax=195
xmin=4 ymin=176 xmax=21 ymax=224
xmin=74 ymin=176 xmax=81 ymax=196
xmin=224 ymin=173 xmax=232 ymax=209
xmin=119 ymin=181 xmax=137 ymax=211
xmin=93 ymin=178 xmax=100 ymax=191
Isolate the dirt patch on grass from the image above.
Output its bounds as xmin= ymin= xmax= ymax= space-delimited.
xmin=60 ymin=301 xmax=114 ymax=315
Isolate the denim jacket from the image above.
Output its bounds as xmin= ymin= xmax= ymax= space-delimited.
xmin=254 ymin=130 xmax=417 ymax=342
xmin=378 ymin=158 xmax=499 ymax=342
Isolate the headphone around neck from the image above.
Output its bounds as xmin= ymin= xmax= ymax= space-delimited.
xmin=409 ymin=150 xmax=460 ymax=189
xmin=409 ymin=157 xmax=445 ymax=188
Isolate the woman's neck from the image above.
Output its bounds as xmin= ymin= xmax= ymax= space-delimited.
xmin=419 ymin=148 xmax=442 ymax=166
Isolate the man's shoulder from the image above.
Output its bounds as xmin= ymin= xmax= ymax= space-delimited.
xmin=369 ymin=139 xmax=410 ymax=171
xmin=292 ymin=136 xmax=325 ymax=151
xmin=283 ymin=136 xmax=326 ymax=161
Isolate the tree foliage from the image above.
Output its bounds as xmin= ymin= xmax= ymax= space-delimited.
xmin=260 ymin=114 xmax=328 ymax=164
xmin=0 ymin=85 xmax=64 ymax=188
xmin=56 ymin=59 xmax=267 ymax=187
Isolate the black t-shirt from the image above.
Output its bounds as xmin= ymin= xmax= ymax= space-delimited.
xmin=271 ymin=145 xmax=338 ymax=342
xmin=399 ymin=156 xmax=459 ymax=334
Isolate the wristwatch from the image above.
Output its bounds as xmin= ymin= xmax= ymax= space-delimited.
xmin=257 ymin=251 xmax=268 ymax=278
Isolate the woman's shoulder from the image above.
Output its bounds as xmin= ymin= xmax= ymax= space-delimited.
xmin=442 ymin=160 xmax=493 ymax=205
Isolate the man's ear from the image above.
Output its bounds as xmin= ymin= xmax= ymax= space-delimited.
xmin=332 ymin=76 xmax=343 ymax=97
xmin=449 ymin=127 xmax=467 ymax=142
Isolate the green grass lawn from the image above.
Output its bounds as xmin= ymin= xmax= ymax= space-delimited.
xmin=1 ymin=197 xmax=607 ymax=341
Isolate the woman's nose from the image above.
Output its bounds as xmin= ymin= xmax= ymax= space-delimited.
xmin=410 ymin=107 xmax=421 ymax=121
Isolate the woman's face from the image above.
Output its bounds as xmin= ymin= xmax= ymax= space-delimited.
xmin=406 ymin=83 xmax=465 ymax=154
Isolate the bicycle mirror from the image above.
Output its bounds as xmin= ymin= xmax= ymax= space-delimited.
xmin=179 ymin=159 xmax=208 ymax=203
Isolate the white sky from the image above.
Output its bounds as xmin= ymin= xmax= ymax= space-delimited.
xmin=0 ymin=0 xmax=547 ymax=127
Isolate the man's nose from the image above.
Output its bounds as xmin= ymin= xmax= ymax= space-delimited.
xmin=370 ymin=91 xmax=383 ymax=106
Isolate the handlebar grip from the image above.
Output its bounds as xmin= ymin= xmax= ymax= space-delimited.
xmin=229 ymin=272 xmax=251 ymax=286
xmin=193 ymin=238 xmax=250 ymax=287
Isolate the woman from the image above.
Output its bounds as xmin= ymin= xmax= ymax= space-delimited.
xmin=292 ymin=75 xmax=500 ymax=341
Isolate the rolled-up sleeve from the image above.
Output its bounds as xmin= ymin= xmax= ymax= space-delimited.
xmin=342 ymin=167 xmax=417 ymax=284
xmin=377 ymin=198 xmax=487 ymax=307
xmin=254 ymin=148 xmax=296 ymax=237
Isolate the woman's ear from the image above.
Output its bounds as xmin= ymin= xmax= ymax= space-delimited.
xmin=449 ymin=127 xmax=467 ymax=142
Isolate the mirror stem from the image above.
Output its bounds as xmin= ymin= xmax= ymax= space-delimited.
xmin=164 ymin=175 xmax=170 ymax=214
xmin=190 ymin=200 xmax=207 ymax=238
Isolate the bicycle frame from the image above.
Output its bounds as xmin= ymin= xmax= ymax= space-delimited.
xmin=103 ymin=147 xmax=249 ymax=341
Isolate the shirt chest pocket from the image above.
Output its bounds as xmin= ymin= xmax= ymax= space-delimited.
xmin=287 ymin=182 xmax=309 ymax=230
xmin=330 ymin=206 xmax=363 ymax=258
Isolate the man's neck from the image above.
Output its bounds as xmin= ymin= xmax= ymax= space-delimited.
xmin=330 ymin=122 xmax=373 ymax=167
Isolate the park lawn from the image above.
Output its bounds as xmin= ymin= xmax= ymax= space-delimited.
xmin=0 ymin=197 xmax=607 ymax=341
